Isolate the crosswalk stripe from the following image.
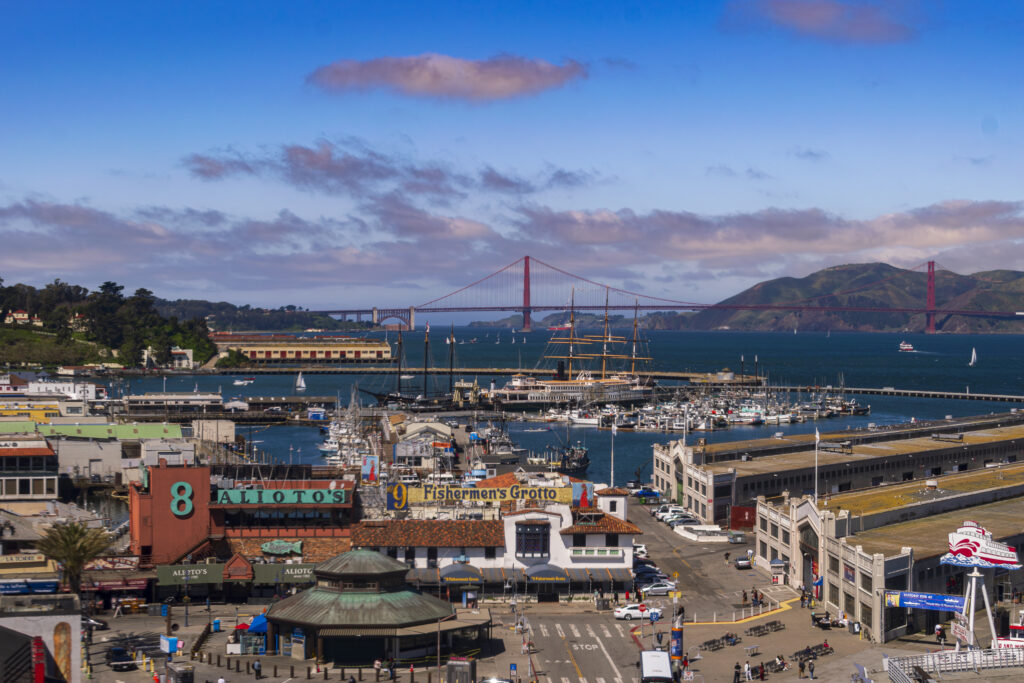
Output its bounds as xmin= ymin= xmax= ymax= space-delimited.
xmin=580 ymin=678 xmax=588 ymax=683
xmin=561 ymin=677 xmax=571 ymax=683
xmin=601 ymin=625 xmax=613 ymax=638
xmin=597 ymin=678 xmax=606 ymax=683
xmin=570 ymin=624 xmax=581 ymax=638
xmin=615 ymin=624 xmax=625 ymax=638
xmin=585 ymin=624 xmax=597 ymax=638
xmin=540 ymin=623 xmax=550 ymax=638
xmin=555 ymin=623 xmax=565 ymax=638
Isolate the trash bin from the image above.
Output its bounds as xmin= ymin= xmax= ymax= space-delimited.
xmin=212 ymin=619 xmax=221 ymax=633
xmin=148 ymin=603 xmax=163 ymax=616
xmin=595 ymin=598 xmax=609 ymax=611
xmin=165 ymin=661 xmax=195 ymax=683
xmin=849 ymin=621 xmax=860 ymax=635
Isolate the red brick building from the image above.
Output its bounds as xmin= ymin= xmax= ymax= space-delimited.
xmin=129 ymin=462 xmax=356 ymax=568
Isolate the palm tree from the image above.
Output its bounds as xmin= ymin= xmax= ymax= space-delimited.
xmin=36 ymin=521 xmax=111 ymax=594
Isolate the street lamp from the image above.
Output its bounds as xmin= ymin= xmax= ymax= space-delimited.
xmin=437 ymin=612 xmax=457 ymax=679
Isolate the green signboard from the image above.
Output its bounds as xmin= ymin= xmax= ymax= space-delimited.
xmin=214 ymin=488 xmax=348 ymax=505
xmin=157 ymin=564 xmax=225 ymax=586
xmin=253 ymin=563 xmax=315 ymax=584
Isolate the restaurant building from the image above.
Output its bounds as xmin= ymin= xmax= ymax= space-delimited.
xmin=129 ymin=462 xmax=357 ymax=600
xmin=211 ymin=333 xmax=392 ymax=364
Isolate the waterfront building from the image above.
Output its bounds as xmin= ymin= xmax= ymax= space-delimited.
xmin=753 ymin=462 xmax=1024 ymax=643
xmin=0 ymin=436 xmax=59 ymax=502
xmin=211 ymin=332 xmax=392 ymax=364
xmin=352 ymin=477 xmax=638 ymax=600
xmin=265 ymin=549 xmax=490 ymax=665
xmin=657 ymin=414 xmax=1024 ymax=525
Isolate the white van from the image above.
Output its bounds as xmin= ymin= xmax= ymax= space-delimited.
xmin=639 ymin=650 xmax=673 ymax=683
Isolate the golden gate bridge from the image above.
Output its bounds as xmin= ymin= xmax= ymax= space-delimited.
xmin=313 ymin=257 xmax=1022 ymax=332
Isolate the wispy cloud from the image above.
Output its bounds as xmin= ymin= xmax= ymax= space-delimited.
xmin=954 ymin=154 xmax=994 ymax=168
xmin=706 ymin=164 xmax=737 ymax=177
xmin=307 ymin=53 xmax=587 ymax=101
xmin=728 ymin=0 xmax=916 ymax=43
xmin=791 ymin=146 xmax=831 ymax=162
xmin=185 ymin=139 xmax=594 ymax=199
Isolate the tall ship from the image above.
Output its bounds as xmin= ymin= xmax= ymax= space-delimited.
xmin=487 ymin=291 xmax=654 ymax=411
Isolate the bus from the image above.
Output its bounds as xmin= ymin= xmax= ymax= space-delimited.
xmin=640 ymin=650 xmax=673 ymax=683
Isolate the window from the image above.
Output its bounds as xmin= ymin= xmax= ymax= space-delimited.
xmin=782 ymin=530 xmax=791 ymax=545
xmin=861 ymin=602 xmax=872 ymax=629
xmin=386 ymin=547 xmax=398 ymax=559
xmin=485 ymin=546 xmax=496 ymax=560
xmin=609 ymin=501 xmax=618 ymax=513
xmin=760 ymin=517 xmax=768 ymax=531
xmin=404 ymin=547 xmax=416 ymax=564
xmin=828 ymin=582 xmax=839 ymax=605
xmin=860 ymin=572 xmax=872 ymax=594
xmin=572 ymin=533 xmax=586 ymax=548
xmin=771 ymin=523 xmax=779 ymax=538
xmin=605 ymin=534 xmax=619 ymax=547
xmin=770 ymin=547 xmax=778 ymax=561
xmin=760 ymin=541 xmax=767 ymax=557
xmin=427 ymin=547 xmax=438 ymax=568
xmin=515 ymin=523 xmax=550 ymax=557
xmin=844 ymin=592 xmax=856 ymax=617
xmin=828 ymin=554 xmax=839 ymax=574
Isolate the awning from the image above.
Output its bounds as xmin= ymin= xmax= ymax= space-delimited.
xmin=603 ymin=567 xmax=633 ymax=583
xmin=248 ymin=614 xmax=268 ymax=634
xmin=319 ymin=626 xmax=397 ymax=637
xmin=525 ymin=564 xmax=568 ymax=583
xmin=566 ymin=567 xmax=592 ymax=583
xmin=505 ymin=567 xmax=526 ymax=585
xmin=439 ymin=564 xmax=483 ymax=584
xmin=406 ymin=568 xmax=439 ymax=585
xmin=481 ymin=568 xmax=506 ymax=584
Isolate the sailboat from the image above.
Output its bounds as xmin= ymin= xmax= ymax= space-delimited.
xmin=969 ymin=347 xmax=977 ymax=367
xmin=295 ymin=372 xmax=306 ymax=392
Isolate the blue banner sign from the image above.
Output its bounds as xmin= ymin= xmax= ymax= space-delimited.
xmin=883 ymin=590 xmax=966 ymax=611
xmin=670 ymin=628 xmax=683 ymax=660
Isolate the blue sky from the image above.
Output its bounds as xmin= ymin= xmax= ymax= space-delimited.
xmin=1 ymin=0 xmax=1022 ymax=313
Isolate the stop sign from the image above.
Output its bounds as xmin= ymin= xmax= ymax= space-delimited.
xmin=639 ymin=603 xmax=647 ymax=613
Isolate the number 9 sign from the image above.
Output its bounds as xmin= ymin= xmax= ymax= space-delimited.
xmin=387 ymin=483 xmax=408 ymax=511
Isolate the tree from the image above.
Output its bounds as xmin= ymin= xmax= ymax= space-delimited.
xmin=35 ymin=521 xmax=111 ymax=594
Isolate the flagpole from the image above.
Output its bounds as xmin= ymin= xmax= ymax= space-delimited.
xmin=610 ymin=422 xmax=616 ymax=488
xmin=814 ymin=428 xmax=820 ymax=502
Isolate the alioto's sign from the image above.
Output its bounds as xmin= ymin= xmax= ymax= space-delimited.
xmin=387 ymin=483 xmax=572 ymax=510
xmin=214 ymin=488 xmax=348 ymax=505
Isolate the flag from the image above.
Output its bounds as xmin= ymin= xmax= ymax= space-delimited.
xmin=425 ymin=322 xmax=430 ymax=334
xmin=815 ymin=428 xmax=820 ymax=444
xmin=611 ymin=423 xmax=617 ymax=435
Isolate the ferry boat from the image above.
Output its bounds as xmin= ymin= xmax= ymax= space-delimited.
xmin=899 ymin=341 xmax=914 ymax=352
xmin=946 ymin=521 xmax=1020 ymax=566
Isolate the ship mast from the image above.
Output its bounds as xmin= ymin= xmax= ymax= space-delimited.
xmin=568 ymin=287 xmax=576 ymax=377
xmin=631 ymin=299 xmax=639 ymax=375
xmin=422 ymin=324 xmax=430 ymax=398
xmin=448 ymin=324 xmax=455 ymax=394
xmin=601 ymin=287 xmax=610 ymax=379
xmin=396 ymin=330 xmax=404 ymax=396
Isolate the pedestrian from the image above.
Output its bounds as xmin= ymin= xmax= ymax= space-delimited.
xmin=742 ymin=590 xmax=748 ymax=605
xmin=389 ymin=658 xmax=396 ymax=680
xmin=613 ymin=591 xmax=618 ymax=604
xmin=744 ymin=660 xmax=752 ymax=680
xmin=808 ymin=660 xmax=815 ymax=679
xmin=253 ymin=659 xmax=261 ymax=680
xmin=682 ymin=654 xmax=688 ymax=671
xmin=798 ymin=660 xmax=805 ymax=678
xmin=374 ymin=659 xmax=382 ymax=680
xmin=218 ymin=677 xmax=226 ymax=683
xmin=759 ymin=662 xmax=765 ymax=680
xmin=348 ymin=676 xmax=356 ymax=683
xmin=733 ymin=662 xmax=741 ymax=683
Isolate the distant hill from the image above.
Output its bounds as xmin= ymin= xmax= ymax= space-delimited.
xmin=155 ymin=299 xmax=372 ymax=333
xmin=675 ymin=263 xmax=1024 ymax=333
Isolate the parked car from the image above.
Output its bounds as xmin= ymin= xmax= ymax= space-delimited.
xmin=633 ymin=487 xmax=661 ymax=499
xmin=639 ymin=581 xmax=677 ymax=596
xmin=632 ymin=543 xmax=648 ymax=556
xmin=624 ymin=480 xmax=645 ymax=494
xmin=105 ymin=647 xmax=135 ymax=672
xmin=633 ymin=574 xmax=660 ymax=587
xmin=668 ymin=517 xmax=701 ymax=528
xmin=734 ymin=557 xmax=752 ymax=570
xmin=655 ymin=507 xmax=687 ymax=522
xmin=660 ymin=512 xmax=694 ymax=524
xmin=614 ymin=604 xmax=664 ymax=621
xmin=633 ymin=556 xmax=656 ymax=568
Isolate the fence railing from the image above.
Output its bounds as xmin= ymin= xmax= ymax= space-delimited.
xmin=886 ymin=647 xmax=1024 ymax=682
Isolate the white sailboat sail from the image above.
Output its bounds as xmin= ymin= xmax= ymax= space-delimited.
xmin=295 ymin=371 xmax=306 ymax=391
xmin=969 ymin=347 xmax=977 ymax=367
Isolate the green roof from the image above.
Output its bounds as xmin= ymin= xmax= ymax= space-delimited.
xmin=267 ymin=586 xmax=453 ymax=628
xmin=315 ymin=549 xmax=410 ymax=578
xmin=0 ymin=421 xmax=182 ymax=440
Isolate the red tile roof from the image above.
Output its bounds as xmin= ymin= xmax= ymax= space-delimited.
xmin=596 ymin=487 xmax=629 ymax=496
xmin=560 ymin=513 xmax=642 ymax=536
xmin=475 ymin=472 xmax=518 ymax=488
xmin=352 ymin=520 xmax=505 ymax=547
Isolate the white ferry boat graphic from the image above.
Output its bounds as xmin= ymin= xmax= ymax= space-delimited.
xmin=942 ymin=521 xmax=1021 ymax=568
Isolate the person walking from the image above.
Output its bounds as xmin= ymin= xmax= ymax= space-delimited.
xmin=742 ymin=590 xmax=748 ymax=605
xmin=759 ymin=662 xmax=765 ymax=680
xmin=808 ymin=660 xmax=815 ymax=679
xmin=682 ymin=654 xmax=688 ymax=672
xmin=733 ymin=662 xmax=741 ymax=683
xmin=374 ymin=659 xmax=382 ymax=680
xmin=253 ymin=659 xmax=261 ymax=680
xmin=798 ymin=660 xmax=805 ymax=678
xmin=744 ymin=660 xmax=752 ymax=680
